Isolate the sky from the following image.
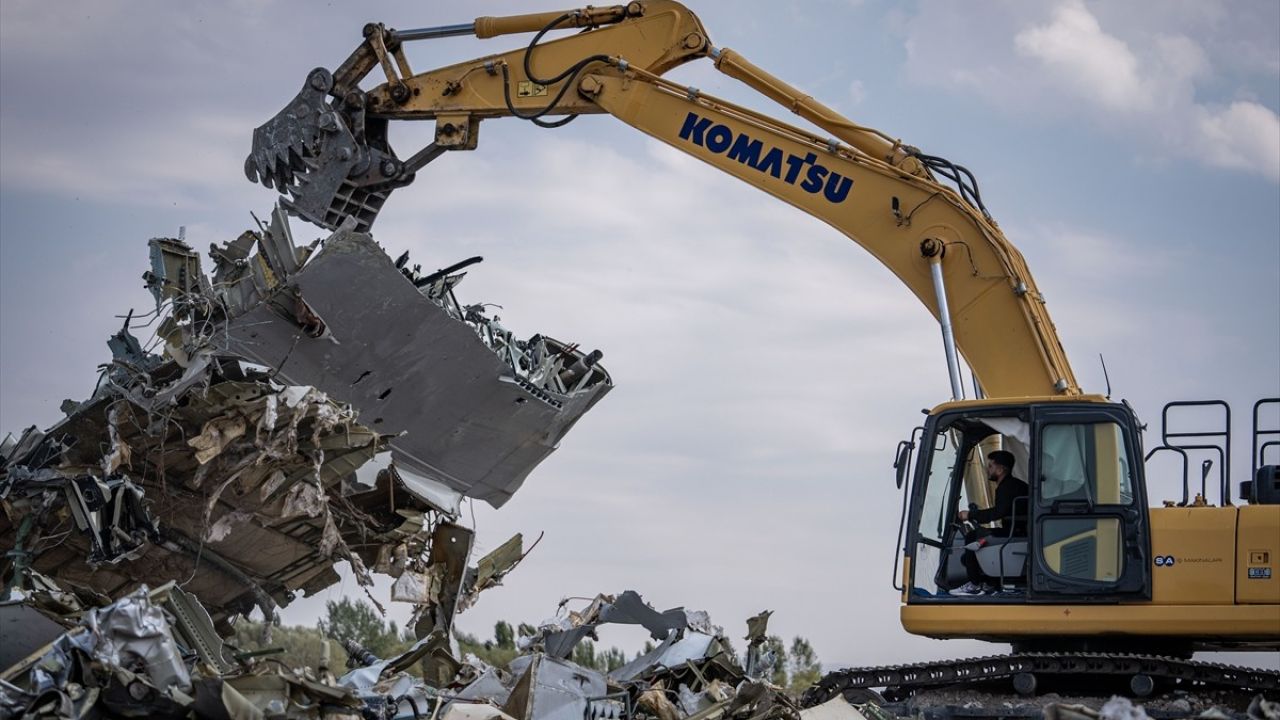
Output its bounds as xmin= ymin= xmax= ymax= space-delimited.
xmin=1 ymin=0 xmax=1278 ymax=672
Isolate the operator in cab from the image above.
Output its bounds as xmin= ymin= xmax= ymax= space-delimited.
xmin=952 ymin=450 xmax=1028 ymax=596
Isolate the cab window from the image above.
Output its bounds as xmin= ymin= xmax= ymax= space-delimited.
xmin=1039 ymin=421 xmax=1134 ymax=506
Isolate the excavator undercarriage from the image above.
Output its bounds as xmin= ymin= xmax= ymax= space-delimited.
xmin=803 ymin=652 xmax=1278 ymax=713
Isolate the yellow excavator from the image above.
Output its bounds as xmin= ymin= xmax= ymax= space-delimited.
xmin=245 ymin=1 xmax=1280 ymax=702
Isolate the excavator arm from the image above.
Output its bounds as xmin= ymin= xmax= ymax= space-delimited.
xmin=246 ymin=1 xmax=1079 ymax=399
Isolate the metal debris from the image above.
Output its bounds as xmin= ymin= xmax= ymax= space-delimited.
xmin=203 ymin=205 xmax=612 ymax=508
xmin=797 ymin=696 xmax=869 ymax=720
xmin=0 ymin=208 xmax=615 ymax=719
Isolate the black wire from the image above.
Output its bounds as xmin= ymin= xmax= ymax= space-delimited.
xmin=523 ymin=13 xmax=605 ymax=85
xmin=500 ymin=11 xmax=618 ymax=128
xmin=933 ymin=159 xmax=985 ymax=219
xmin=532 ymin=113 xmax=578 ymax=129
xmin=500 ymin=63 xmax=590 ymax=124
xmin=911 ymin=151 xmax=992 ymax=221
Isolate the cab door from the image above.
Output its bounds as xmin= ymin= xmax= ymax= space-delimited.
xmin=1029 ymin=405 xmax=1151 ymax=600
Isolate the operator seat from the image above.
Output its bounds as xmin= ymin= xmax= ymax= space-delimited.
xmin=971 ymin=496 xmax=1029 ymax=586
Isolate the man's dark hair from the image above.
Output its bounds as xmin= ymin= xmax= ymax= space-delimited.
xmin=988 ymin=450 xmax=1016 ymax=472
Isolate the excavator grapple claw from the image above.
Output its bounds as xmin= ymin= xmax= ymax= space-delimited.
xmin=246 ymin=68 xmax=409 ymax=232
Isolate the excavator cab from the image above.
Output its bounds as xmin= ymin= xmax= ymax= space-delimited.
xmin=898 ymin=397 xmax=1151 ymax=611
xmin=895 ymin=394 xmax=1279 ymax=657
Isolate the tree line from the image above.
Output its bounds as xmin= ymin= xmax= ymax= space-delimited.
xmin=231 ymin=598 xmax=822 ymax=695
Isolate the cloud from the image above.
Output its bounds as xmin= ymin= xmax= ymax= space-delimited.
xmin=1014 ymin=0 xmax=1147 ymax=112
xmin=903 ymin=0 xmax=1280 ymax=182
xmin=1195 ymin=101 xmax=1280 ymax=180
xmin=848 ymin=79 xmax=867 ymax=105
xmin=0 ymin=112 xmax=259 ymax=207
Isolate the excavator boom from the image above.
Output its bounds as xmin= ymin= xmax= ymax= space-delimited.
xmin=247 ymin=1 xmax=1079 ymax=399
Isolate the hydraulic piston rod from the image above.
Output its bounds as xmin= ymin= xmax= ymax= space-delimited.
xmin=392 ymin=24 xmax=476 ymax=42
xmin=392 ymin=6 xmax=631 ymax=43
xmin=923 ymin=240 xmax=964 ymax=401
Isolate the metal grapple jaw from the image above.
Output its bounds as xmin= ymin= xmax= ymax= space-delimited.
xmin=245 ymin=68 xmax=418 ymax=232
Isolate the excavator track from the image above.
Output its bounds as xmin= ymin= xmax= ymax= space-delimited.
xmin=801 ymin=652 xmax=1280 ymax=708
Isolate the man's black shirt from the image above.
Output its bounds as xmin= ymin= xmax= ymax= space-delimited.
xmin=971 ymin=476 xmax=1029 ymax=535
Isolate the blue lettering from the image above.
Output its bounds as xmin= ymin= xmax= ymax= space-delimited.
xmin=784 ymin=152 xmax=816 ymax=184
xmin=800 ymin=164 xmax=827 ymax=193
xmin=755 ymin=147 xmax=784 ymax=178
xmin=726 ymin=134 xmax=763 ymax=166
xmin=823 ymin=172 xmax=853 ymax=203
xmin=705 ymin=124 xmax=733 ymax=153
xmin=677 ymin=113 xmax=851 ymax=203
xmin=679 ymin=112 xmax=712 ymax=145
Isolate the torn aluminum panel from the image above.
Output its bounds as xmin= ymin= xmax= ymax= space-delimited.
xmin=743 ymin=610 xmax=773 ymax=680
xmin=457 ymin=532 xmax=534 ymax=613
xmin=503 ymin=654 xmax=607 ymax=720
xmin=445 ymin=704 xmax=520 ymax=720
xmin=798 ymin=696 xmax=870 ymax=720
xmin=409 ymin=522 xmax=474 ymax=640
xmin=608 ymin=633 xmax=719 ymax=683
xmin=529 ymin=591 xmax=717 ymax=661
xmin=722 ymin=680 xmax=799 ymax=720
xmin=80 ymin=586 xmax=192 ymax=693
xmin=354 ymin=452 xmax=464 ymax=517
xmin=203 ymin=213 xmax=611 ymax=507
xmin=453 ymin=666 xmax=514 ymax=706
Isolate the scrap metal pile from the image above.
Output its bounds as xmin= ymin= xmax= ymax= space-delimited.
xmin=0 ymin=568 xmax=842 ymax=720
xmin=0 ymin=208 xmax=620 ymax=718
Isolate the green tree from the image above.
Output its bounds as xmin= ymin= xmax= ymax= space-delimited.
xmin=599 ymin=646 xmax=628 ymax=672
xmin=571 ymin=639 xmax=598 ymax=670
xmin=456 ymin=626 xmax=518 ymax=668
xmin=318 ymin=597 xmax=407 ymax=659
xmin=457 ymin=621 xmax=634 ymax=673
xmin=787 ymin=636 xmax=822 ymax=693
xmin=759 ymin=635 xmax=789 ymax=688
xmin=494 ymin=621 xmax=515 ymax=650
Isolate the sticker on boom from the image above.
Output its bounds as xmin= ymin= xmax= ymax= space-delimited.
xmin=678 ymin=112 xmax=853 ymax=203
